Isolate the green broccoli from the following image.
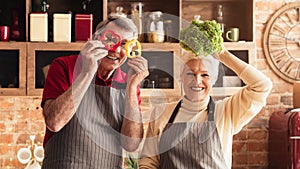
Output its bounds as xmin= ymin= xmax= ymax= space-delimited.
xmin=179 ymin=20 xmax=223 ymax=57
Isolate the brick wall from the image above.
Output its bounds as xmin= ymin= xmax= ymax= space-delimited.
xmin=0 ymin=0 xmax=296 ymax=168
xmin=0 ymin=97 xmax=45 ymax=168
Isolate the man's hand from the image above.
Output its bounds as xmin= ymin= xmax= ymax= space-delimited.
xmin=126 ymin=56 xmax=149 ymax=88
xmin=79 ymin=40 xmax=108 ymax=74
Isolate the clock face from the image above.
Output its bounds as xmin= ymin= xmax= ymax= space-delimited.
xmin=263 ymin=2 xmax=300 ymax=83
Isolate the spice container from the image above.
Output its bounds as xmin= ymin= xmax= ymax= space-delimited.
xmin=75 ymin=14 xmax=93 ymax=41
xmin=146 ymin=11 xmax=164 ymax=43
xmin=30 ymin=13 xmax=48 ymax=42
xmin=53 ymin=13 xmax=72 ymax=42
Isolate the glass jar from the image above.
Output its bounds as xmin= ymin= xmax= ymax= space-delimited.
xmin=146 ymin=11 xmax=164 ymax=43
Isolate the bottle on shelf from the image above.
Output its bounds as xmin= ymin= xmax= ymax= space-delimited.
xmin=164 ymin=19 xmax=173 ymax=42
xmin=11 ymin=10 xmax=22 ymax=41
xmin=131 ymin=2 xmax=143 ymax=41
xmin=217 ymin=4 xmax=226 ymax=39
xmin=41 ymin=0 xmax=49 ymax=13
xmin=82 ymin=0 xmax=92 ymax=14
xmin=41 ymin=0 xmax=52 ymax=42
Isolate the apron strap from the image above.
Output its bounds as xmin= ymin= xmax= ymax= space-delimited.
xmin=207 ymin=97 xmax=215 ymax=121
xmin=168 ymin=96 xmax=215 ymax=123
xmin=167 ymin=100 xmax=182 ymax=123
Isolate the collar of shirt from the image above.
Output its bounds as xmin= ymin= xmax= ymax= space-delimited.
xmin=95 ymin=68 xmax=126 ymax=86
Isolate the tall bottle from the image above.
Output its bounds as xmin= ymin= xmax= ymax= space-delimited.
xmin=41 ymin=0 xmax=48 ymax=13
xmin=82 ymin=0 xmax=92 ymax=14
xmin=131 ymin=2 xmax=143 ymax=41
xmin=41 ymin=0 xmax=52 ymax=41
xmin=217 ymin=4 xmax=225 ymax=39
xmin=11 ymin=9 xmax=22 ymax=41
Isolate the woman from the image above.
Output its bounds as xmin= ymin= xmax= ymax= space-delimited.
xmin=138 ymin=48 xmax=272 ymax=168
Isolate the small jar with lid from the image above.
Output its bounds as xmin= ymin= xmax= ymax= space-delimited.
xmin=109 ymin=6 xmax=127 ymax=18
xmin=146 ymin=11 xmax=164 ymax=43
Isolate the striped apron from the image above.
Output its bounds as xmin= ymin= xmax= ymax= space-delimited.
xmin=158 ymin=97 xmax=229 ymax=169
xmin=42 ymin=85 xmax=126 ymax=169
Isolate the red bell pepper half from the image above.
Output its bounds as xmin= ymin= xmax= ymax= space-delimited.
xmin=99 ymin=30 xmax=121 ymax=51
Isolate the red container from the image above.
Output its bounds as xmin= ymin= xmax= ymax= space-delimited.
xmin=0 ymin=26 xmax=10 ymax=41
xmin=75 ymin=14 xmax=93 ymax=41
xmin=269 ymin=109 xmax=300 ymax=169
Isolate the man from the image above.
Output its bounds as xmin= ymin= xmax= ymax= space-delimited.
xmin=41 ymin=17 xmax=149 ymax=168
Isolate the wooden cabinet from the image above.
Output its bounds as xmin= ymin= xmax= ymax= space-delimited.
xmin=138 ymin=43 xmax=181 ymax=97
xmin=0 ymin=0 xmax=253 ymax=42
xmin=27 ymin=42 xmax=84 ymax=96
xmin=0 ymin=42 xmax=26 ymax=96
xmin=182 ymin=0 xmax=254 ymax=41
xmin=212 ymin=41 xmax=256 ymax=96
xmin=0 ymin=41 xmax=255 ymax=97
xmin=26 ymin=42 xmax=182 ymax=97
xmin=0 ymin=0 xmax=255 ymax=96
xmin=105 ymin=0 xmax=254 ymax=42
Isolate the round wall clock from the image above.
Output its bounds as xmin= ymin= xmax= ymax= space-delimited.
xmin=263 ymin=2 xmax=300 ymax=83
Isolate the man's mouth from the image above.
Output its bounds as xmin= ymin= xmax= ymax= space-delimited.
xmin=191 ymin=86 xmax=205 ymax=91
xmin=106 ymin=55 xmax=119 ymax=61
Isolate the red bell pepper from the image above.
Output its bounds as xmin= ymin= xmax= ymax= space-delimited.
xmin=99 ymin=30 xmax=121 ymax=51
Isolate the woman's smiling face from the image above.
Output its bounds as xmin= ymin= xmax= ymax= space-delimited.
xmin=181 ymin=59 xmax=212 ymax=102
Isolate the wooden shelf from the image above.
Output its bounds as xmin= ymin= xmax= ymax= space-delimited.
xmin=185 ymin=0 xmax=245 ymax=2
xmin=0 ymin=41 xmax=255 ymax=97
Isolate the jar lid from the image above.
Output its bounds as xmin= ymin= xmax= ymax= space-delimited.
xmin=149 ymin=11 xmax=163 ymax=19
xmin=131 ymin=2 xmax=144 ymax=7
xmin=150 ymin=11 xmax=162 ymax=16
xmin=164 ymin=19 xmax=172 ymax=23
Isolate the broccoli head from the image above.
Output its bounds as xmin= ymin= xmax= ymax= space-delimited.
xmin=179 ymin=20 xmax=223 ymax=57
